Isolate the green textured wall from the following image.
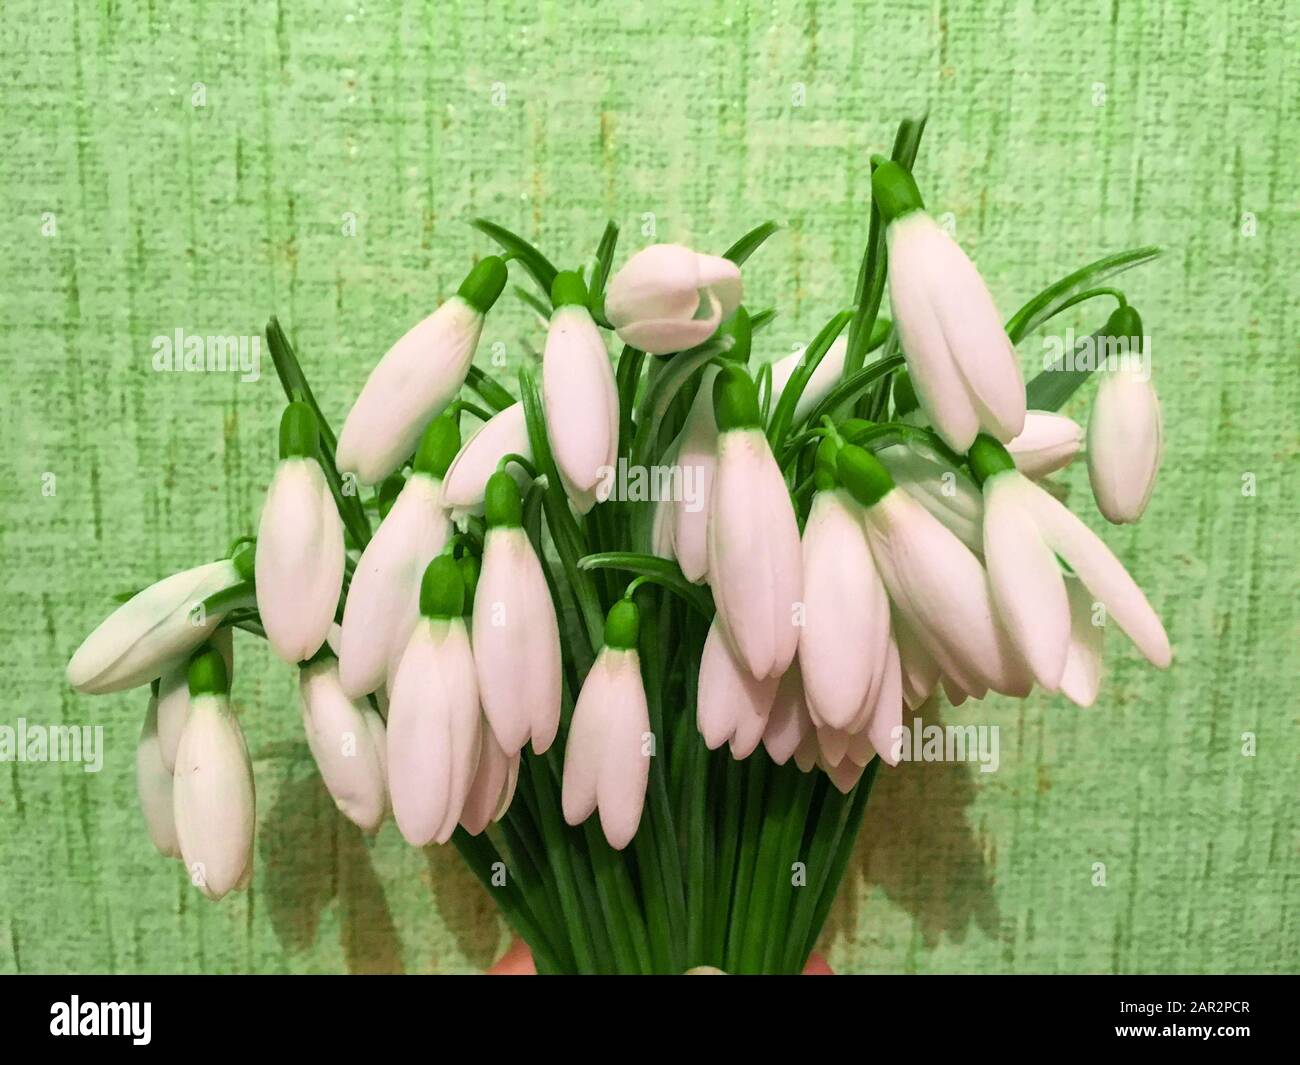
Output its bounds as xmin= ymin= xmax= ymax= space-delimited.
xmin=1 ymin=0 xmax=1295 ymax=974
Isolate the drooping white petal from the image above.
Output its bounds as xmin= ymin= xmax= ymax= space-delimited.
xmin=707 ymin=428 xmax=803 ymax=679
xmin=299 ymin=659 xmax=389 ymax=834
xmin=799 ymin=490 xmax=890 ymax=729
xmin=173 ymin=694 xmax=255 ymax=901
xmin=768 ymin=335 xmax=849 ymax=427
xmin=543 ymin=305 xmax=619 ymax=504
xmin=136 ymin=695 xmax=180 ymax=859
xmin=1016 ymin=475 xmax=1171 ymax=668
xmin=1008 ymin=411 xmax=1083 ymax=479
xmin=763 ymin=664 xmax=815 ymax=766
xmin=255 ymin=458 xmax=344 ymax=664
xmin=821 ymin=754 xmax=866 ymax=794
xmin=671 ymin=367 xmax=720 ymax=583
xmin=338 ymin=473 xmax=451 ymax=698
xmin=877 ymin=443 xmax=985 ymax=554
xmin=336 ymin=297 xmax=484 ymax=485
xmin=816 ymin=723 xmax=850 ymax=767
xmin=472 ymin=527 xmax=562 ymax=756
xmin=865 ymin=635 xmax=904 ymax=766
xmin=67 ymin=559 xmax=241 ymax=694
xmin=697 ymin=619 xmax=779 ymax=751
xmin=1087 ymin=365 xmax=1163 ymax=524
xmin=594 ymin=651 xmax=652 ymax=849
xmin=460 ymin=719 xmax=513 ymax=836
xmin=440 ymin=404 xmax=532 ymax=520
xmin=886 ymin=212 xmax=1024 ymax=449
xmin=1060 ymin=576 xmax=1105 ymax=708
xmin=983 ymin=471 xmax=1070 ymax=691
xmin=863 ymin=488 xmax=1024 ymax=696
xmin=387 ymin=618 xmax=482 ymax=846
xmin=893 ymin=614 xmax=939 ymax=710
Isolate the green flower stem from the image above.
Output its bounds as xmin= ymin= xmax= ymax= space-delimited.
xmin=723 ymin=754 xmax=770 ymax=971
xmin=842 ymin=114 xmax=928 ymax=382
xmin=1004 ymin=245 xmax=1160 ymax=345
xmin=799 ymin=760 xmax=880 ymax=968
xmin=709 ymin=754 xmax=744 ymax=963
xmin=265 ymin=317 xmax=372 ymax=549
xmin=760 ymin=769 xmax=819 ymax=974
xmin=585 ymin=822 xmax=653 ymax=973
xmin=514 ymin=284 xmax=552 ymax=321
xmin=496 ymin=812 xmax=573 ymax=969
xmin=449 ymin=827 xmax=564 ymax=974
xmin=586 ymin=220 xmax=620 ymax=323
xmin=465 ymin=365 xmax=515 ymax=412
xmin=578 ymin=552 xmax=714 ymax=619
xmin=684 ymin=683 xmax=709 ymax=967
xmin=766 ymin=309 xmax=854 ymax=450
xmin=615 ymin=344 xmax=646 ymax=457
xmin=515 ymin=756 xmax=604 ymax=973
xmin=637 ymin=593 xmax=688 ymax=970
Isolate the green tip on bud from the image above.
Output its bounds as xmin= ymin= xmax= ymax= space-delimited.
xmin=814 ymin=435 xmax=841 ymax=492
xmin=550 ymin=270 xmax=588 ymax=309
xmin=1104 ymin=304 xmax=1144 ymax=352
xmin=188 ymin=646 xmax=230 ymax=697
xmin=871 ymin=161 xmax=925 ymax=225
xmin=837 ymin=444 xmax=895 ymax=509
xmin=458 ymin=255 xmax=509 ymax=314
xmin=412 ymin=415 xmax=461 ymax=479
xmin=230 ymin=540 xmax=256 ymax=581
xmin=484 ymin=471 xmax=523 ymax=528
xmin=279 ymin=401 xmax=319 ymax=460
xmin=712 ymin=364 xmax=762 ymax=432
xmin=967 ymin=434 xmax=1017 ymax=485
xmin=718 ymin=305 xmax=752 ymax=364
xmin=377 ymin=473 xmax=405 ymax=519
xmin=604 ymin=598 xmax=640 ymax=651
xmin=420 ymin=555 xmax=465 ymax=619
xmin=892 ymin=369 xmax=919 ymax=417
xmin=458 ymin=555 xmax=480 ymax=616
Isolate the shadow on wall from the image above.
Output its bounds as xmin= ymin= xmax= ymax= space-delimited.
xmin=820 ymin=701 xmax=1004 ymax=962
xmin=259 ymin=754 xmax=502 ymax=973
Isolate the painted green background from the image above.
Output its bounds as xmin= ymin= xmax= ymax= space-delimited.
xmin=1 ymin=0 xmax=1295 ymax=974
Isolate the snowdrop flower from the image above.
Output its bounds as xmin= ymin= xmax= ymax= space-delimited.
xmin=762 ymin=665 xmax=819 ymax=772
xmin=1087 ymin=335 xmax=1162 ymax=523
xmin=156 ymin=626 xmax=233 ymax=772
xmin=1060 ymin=576 xmax=1104 ymax=708
xmin=894 ymin=616 xmax=940 ymax=711
xmin=707 ymin=366 xmax=803 ymax=680
xmin=388 ymin=556 xmax=482 ymax=846
xmin=876 ymin=442 xmax=984 ymax=554
xmin=472 ymin=472 xmax=562 ymax=756
xmin=1007 ymin=411 xmax=1083 ymax=479
xmin=697 ymin=618 xmax=779 ymax=758
xmin=799 ymin=440 xmax=892 ymax=730
xmin=66 ymin=545 xmax=251 ymax=695
xmin=460 ymin=723 xmax=520 ymax=836
xmin=874 ymin=161 xmax=1025 ymax=452
xmin=440 ymin=403 xmax=532 ymax=521
xmin=135 ymin=686 xmax=180 ymax=859
xmin=839 ymin=444 xmax=1031 ymax=699
xmin=337 ymin=257 xmax=508 ymax=485
xmin=299 ymin=657 xmax=389 ymax=834
xmin=970 ymin=435 xmax=1171 ymax=678
xmin=669 ymin=365 xmax=720 ymax=582
xmin=606 ymin=243 xmax=742 ymax=355
xmin=543 ymin=271 xmax=619 ymax=513
xmin=338 ymin=416 xmax=458 ymax=698
xmin=256 ymin=402 xmax=345 ymax=664
xmin=768 ymin=335 xmax=848 ymax=427
xmin=173 ymin=648 xmax=254 ymax=901
xmin=562 ymin=599 xmax=652 ymax=850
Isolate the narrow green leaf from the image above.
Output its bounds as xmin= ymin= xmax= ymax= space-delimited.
xmin=723 ymin=220 xmax=782 ymax=265
xmin=766 ymin=310 xmax=853 ymax=450
xmin=1005 ymin=245 xmax=1161 ymax=344
xmin=471 ymin=218 xmax=559 ymax=297
xmin=578 ymin=552 xmax=714 ymax=619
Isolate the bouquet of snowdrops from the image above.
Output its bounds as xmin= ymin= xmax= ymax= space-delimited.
xmin=67 ymin=117 xmax=1170 ymax=974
